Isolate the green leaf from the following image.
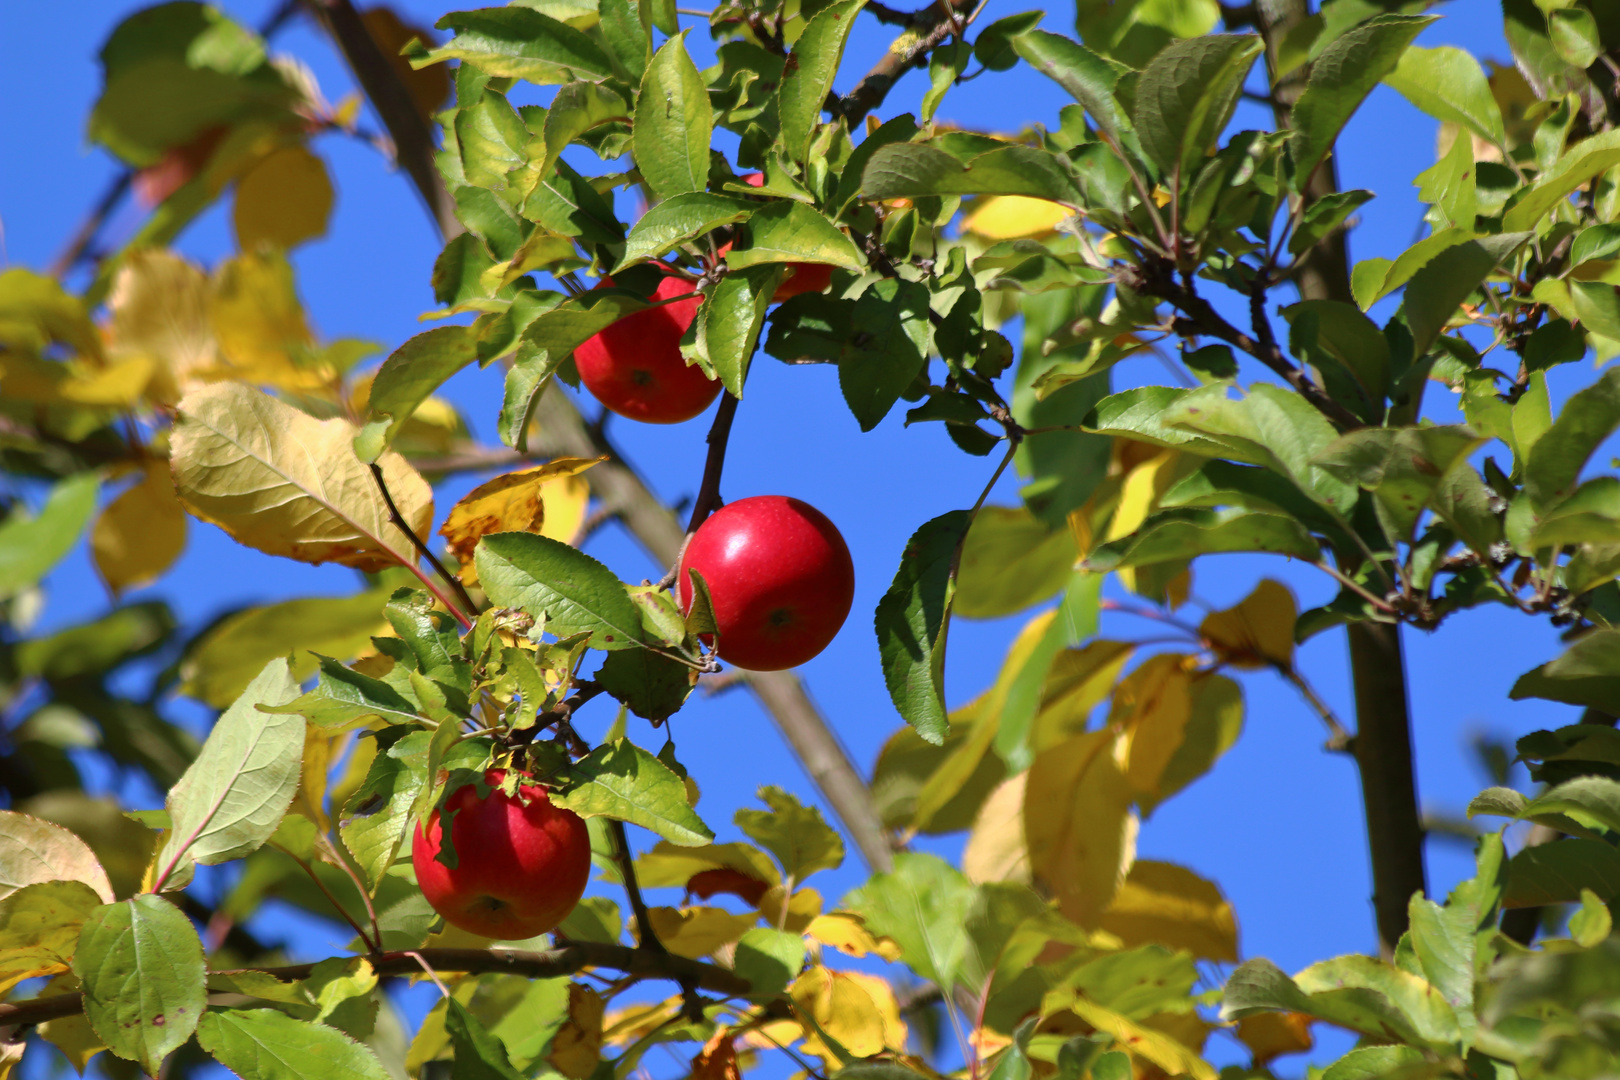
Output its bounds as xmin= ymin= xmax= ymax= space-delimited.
xmin=633 ymin=35 xmax=712 ymax=199
xmin=264 ymin=656 xmax=423 ymax=732
xmin=1085 ymin=508 xmax=1321 ymax=571
xmin=476 ymin=532 xmax=645 ymax=650
xmin=198 ymin=1008 xmax=392 ymax=1080
xmin=733 ymin=927 xmax=804 ymax=1001
xmin=728 ymin=200 xmax=864 ymax=271
xmin=0 ymin=879 xmax=104 ymax=993
xmin=423 ymin=9 xmax=614 ymax=84
xmin=537 ymin=82 xmax=633 ymax=197
xmin=1568 ymin=887 xmax=1612 ymax=946
xmin=340 ymin=731 xmax=430 ymax=891
xmin=446 ymin=998 xmax=526 ymax=1080
xmin=955 ymin=506 xmax=1076 ymax=619
xmin=1406 ymin=894 xmax=1475 ymax=1023
xmin=0 ymin=472 xmax=99 ymax=600
xmin=1384 ymin=45 xmax=1506 ymax=149
xmin=1512 ymin=629 xmax=1620 ymax=714
xmin=1313 ymin=426 xmax=1484 ymax=540
xmin=74 ymin=894 xmax=207 ymax=1073
xmin=862 ymin=143 xmax=1083 ymax=204
xmin=875 ymin=510 xmax=971 ymax=745
xmin=1401 ymin=232 xmax=1532 ymax=369
xmin=593 ymin=647 xmax=694 ymax=721
xmin=1352 ymin=227 xmax=1474 ymax=311
xmin=1504 ymin=838 xmax=1620 ymax=908
xmin=1319 ymin=1047 xmax=1429 ymax=1080
xmin=600 ymin=0 xmax=651 ymax=81
xmin=844 ymin=852 xmax=975 ymax=989
xmin=1550 ymin=5 xmax=1602 ymax=68
xmin=837 ymin=279 xmax=932 ymax=431
xmin=692 ymin=264 xmax=783 ymax=396
xmin=1223 ymin=955 xmax=1458 ymax=1048
xmin=1505 ymin=128 xmax=1620 ymax=232
xmin=457 ymin=90 xmax=528 ymax=192
xmin=1284 ymin=298 xmax=1389 ymax=406
xmin=734 ymin=786 xmax=844 ymax=882
xmin=1524 ymin=368 xmax=1620 ymax=509
xmin=1289 ymin=14 xmax=1435 ymax=189
xmin=159 ymin=659 xmax=302 ymax=881
xmin=1288 ymin=189 xmax=1375 ymax=256
xmin=498 ymin=343 xmax=566 ymax=452
xmin=554 ymin=739 xmax=714 ymax=845
xmin=1521 ymin=776 xmax=1620 ymax=836
xmin=1011 ymin=31 xmax=1131 ymax=143
xmin=615 ymin=193 xmax=755 ymax=270
xmin=1131 ymin=34 xmax=1262 ymax=183
xmin=1083 ymin=386 xmax=1237 ymax=458
xmin=354 ymin=326 xmax=477 ymax=463
xmin=779 ymin=0 xmax=866 ymax=163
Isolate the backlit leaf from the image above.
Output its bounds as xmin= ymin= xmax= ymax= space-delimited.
xmin=955 ymin=505 xmax=1077 ymax=619
xmin=354 ymin=327 xmax=478 ymax=463
xmin=0 ymin=811 xmax=113 ymax=903
xmin=199 ymin=1007 xmax=393 ymax=1080
xmin=633 ymin=35 xmax=711 ymax=199
xmin=1098 ymin=860 xmax=1238 ymax=962
xmin=1384 ymin=45 xmax=1506 ymax=148
xmin=441 ymin=458 xmax=600 ymax=583
xmin=233 ymin=144 xmax=334 ymax=251
xmin=0 ymin=880 xmax=104 ymax=993
xmin=1025 ymin=728 xmax=1135 ymax=926
xmin=74 ymin=894 xmax=207 ymax=1074
xmin=91 ymin=462 xmax=187 ymax=596
xmin=554 ymin=739 xmax=714 ymax=846
xmin=171 ymin=382 xmax=433 ymax=572
xmin=1200 ymin=579 xmax=1296 ymax=670
xmin=844 ymin=852 xmax=975 ymax=989
xmin=735 ymin=787 xmax=844 ymax=882
xmin=476 ymin=531 xmax=644 ymax=650
xmin=0 ymin=472 xmax=100 ymax=600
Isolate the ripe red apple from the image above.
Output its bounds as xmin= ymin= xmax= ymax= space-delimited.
xmin=735 ymin=174 xmax=836 ymax=302
xmin=677 ymin=495 xmax=855 ymax=671
xmin=575 ymin=272 xmax=718 ymax=424
xmin=412 ymin=768 xmax=591 ymax=940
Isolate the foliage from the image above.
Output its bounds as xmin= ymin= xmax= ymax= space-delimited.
xmin=6 ymin=1 xmax=1620 ymax=1080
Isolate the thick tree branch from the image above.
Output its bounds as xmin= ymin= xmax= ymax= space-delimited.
xmin=833 ymin=0 xmax=978 ymax=128
xmin=313 ymin=5 xmax=896 ymax=877
xmin=0 ymin=944 xmax=750 ymax=1030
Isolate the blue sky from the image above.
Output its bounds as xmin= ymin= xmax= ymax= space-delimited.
xmin=2 ymin=1 xmax=1598 ymax=1075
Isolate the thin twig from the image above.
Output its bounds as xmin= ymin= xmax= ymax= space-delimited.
xmin=1278 ymin=666 xmax=1352 ymax=751
xmin=406 ymin=951 xmax=451 ymax=998
xmin=1314 ymin=561 xmax=1397 ymax=614
xmin=282 ymin=847 xmax=380 ymax=954
xmin=657 ymin=391 xmax=741 ymax=589
xmin=611 ymin=819 xmax=667 ymax=955
xmin=48 ymin=172 xmax=131 ymax=279
xmin=833 ymin=0 xmax=981 ymax=126
xmin=368 ymin=462 xmax=478 ymax=628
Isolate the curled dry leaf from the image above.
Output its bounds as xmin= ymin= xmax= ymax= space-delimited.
xmin=439 ymin=457 xmax=603 ymax=584
xmin=170 ymin=382 xmax=433 ymax=572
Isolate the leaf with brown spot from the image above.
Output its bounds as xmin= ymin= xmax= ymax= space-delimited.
xmin=439 ymin=457 xmax=602 ymax=585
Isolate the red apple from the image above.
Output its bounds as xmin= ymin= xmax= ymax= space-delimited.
xmin=677 ymin=495 xmax=855 ymax=671
xmin=412 ymin=768 xmax=591 ymax=940
xmin=575 ymin=272 xmax=718 ymax=424
xmin=736 ymin=173 xmax=836 ymax=302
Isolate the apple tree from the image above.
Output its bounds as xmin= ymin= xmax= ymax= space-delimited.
xmin=4 ymin=1 xmax=1620 ymax=1079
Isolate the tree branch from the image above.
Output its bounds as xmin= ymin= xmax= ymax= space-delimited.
xmin=686 ymin=392 xmax=740 ymax=535
xmin=833 ymin=0 xmax=978 ymax=128
xmin=310 ymin=2 xmax=896 ymax=877
xmin=610 ymin=819 xmax=666 ymax=954
xmin=368 ymin=462 xmax=478 ymax=628
xmin=0 ymin=944 xmax=750 ymax=1030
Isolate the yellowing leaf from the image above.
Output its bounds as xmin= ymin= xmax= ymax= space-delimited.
xmin=1200 ymin=578 xmax=1297 ymax=670
xmin=602 ymin=997 xmax=682 ymax=1048
xmin=1097 ymin=859 xmax=1239 ymax=962
xmin=789 ymin=966 xmax=906 ymax=1060
xmin=107 ymin=250 xmax=215 ymax=403
xmin=758 ymin=885 xmax=822 ymax=933
xmin=548 ymin=984 xmax=605 ymax=1079
xmin=91 ymin=462 xmax=187 ymax=595
xmin=804 ymin=913 xmax=901 ymax=961
xmin=209 ymin=251 xmax=330 ymax=391
xmin=290 ymin=726 xmax=335 ymax=834
xmin=0 ymin=880 xmax=104 ymax=993
xmin=0 ymin=810 xmax=114 ymax=903
xmin=1024 ymin=729 xmax=1136 ymax=926
xmin=1111 ymin=653 xmax=1199 ymax=806
xmin=170 ymin=382 xmax=433 ymax=572
xmin=439 ymin=458 xmax=602 ymax=585
xmin=963 ymin=772 xmax=1029 ymax=884
xmin=962 ymin=196 xmax=1071 ymax=239
xmin=1234 ymin=1011 xmax=1313 ymax=1066
xmin=643 ymin=905 xmax=759 ymax=959
xmin=37 ymin=975 xmax=104 ymax=1073
xmin=233 ymin=144 xmax=335 ymax=251
xmin=57 ymin=356 xmax=155 ymax=407
xmin=1068 ymin=998 xmax=1216 ymax=1080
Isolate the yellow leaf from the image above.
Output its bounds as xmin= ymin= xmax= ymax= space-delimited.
xmin=963 ymin=772 xmax=1028 ymax=884
xmin=170 ymin=382 xmax=433 ymax=572
xmin=233 ymin=144 xmax=335 ymax=251
xmin=759 ymin=885 xmax=822 ymax=932
xmin=0 ymin=810 xmax=114 ymax=903
xmin=1023 ymin=730 xmax=1136 ymax=926
xmin=1234 ymin=1011 xmax=1313 ymax=1066
xmin=209 ymin=251 xmax=331 ymax=391
xmin=107 ymin=249 xmax=216 ymax=403
xmin=642 ymin=906 xmax=759 ymax=959
xmin=1199 ymin=578 xmax=1297 ymax=670
xmin=290 ymin=726 xmax=335 ymax=834
xmin=1097 ymin=860 xmax=1239 ymax=962
xmin=790 ymin=966 xmax=906 ymax=1060
xmin=91 ymin=462 xmax=188 ymax=595
xmin=548 ymin=984 xmax=606 ymax=1079
xmin=1028 ymin=639 xmax=1135 ymax=754
xmin=16 ymin=792 xmax=157 ymax=901
xmin=57 ymin=355 xmax=155 ymax=407
xmin=438 ymin=458 xmax=602 ymax=585
xmin=691 ymin=1028 xmax=741 ymax=1080
xmin=1068 ymin=997 xmax=1216 ymax=1080
xmin=38 ymin=975 xmax=104 ymax=1073
xmin=1111 ymin=653 xmax=1199 ymax=805
xmin=0 ymin=880 xmax=103 ymax=993
xmin=961 ymin=196 xmax=1071 ymax=239
xmin=602 ymin=997 xmax=682 ymax=1047
xmin=804 ymin=912 xmax=902 ymax=961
